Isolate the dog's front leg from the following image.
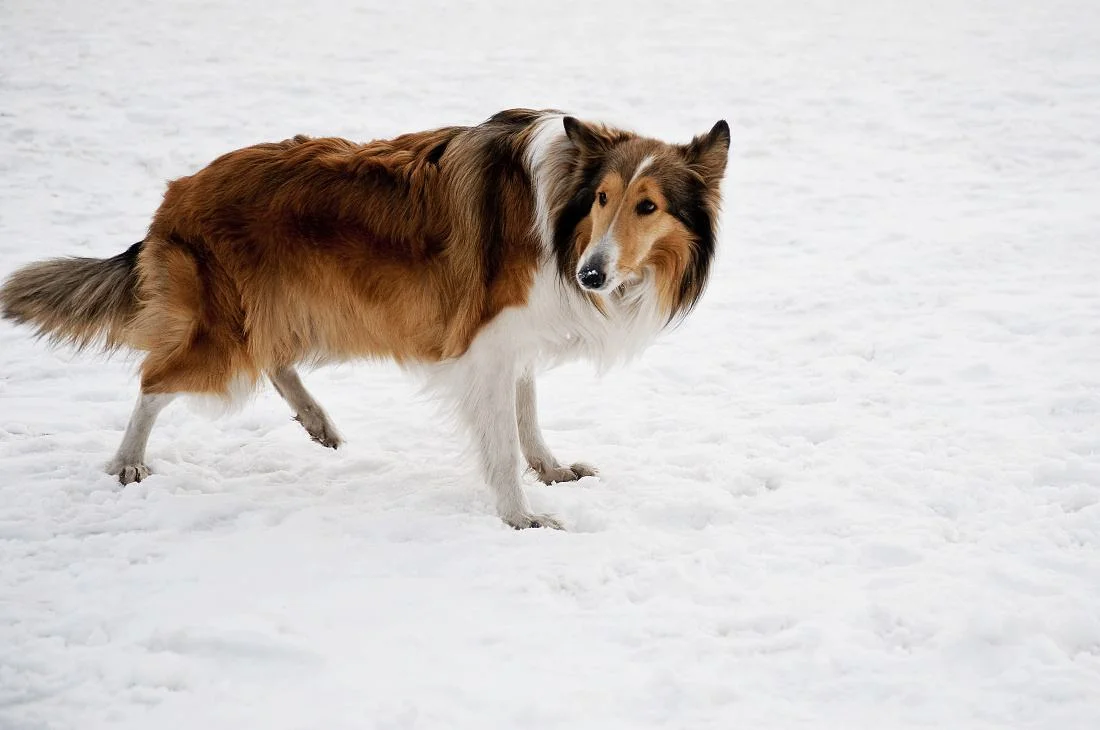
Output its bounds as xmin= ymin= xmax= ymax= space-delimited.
xmin=452 ymin=362 xmax=564 ymax=530
xmin=516 ymin=372 xmax=597 ymax=484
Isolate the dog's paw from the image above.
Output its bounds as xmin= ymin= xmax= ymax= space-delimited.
xmin=534 ymin=462 xmax=598 ymax=485
xmin=502 ymin=512 xmax=565 ymax=530
xmin=309 ymin=429 xmax=343 ymax=450
xmin=295 ymin=414 xmax=344 ymax=450
xmin=112 ymin=463 xmax=151 ymax=485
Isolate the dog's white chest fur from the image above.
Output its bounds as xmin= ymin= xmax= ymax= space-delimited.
xmin=475 ymin=263 xmax=666 ymax=378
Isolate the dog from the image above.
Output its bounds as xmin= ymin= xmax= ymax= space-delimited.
xmin=0 ymin=109 xmax=729 ymax=529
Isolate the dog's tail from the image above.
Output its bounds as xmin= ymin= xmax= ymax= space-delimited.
xmin=0 ymin=241 xmax=143 ymax=351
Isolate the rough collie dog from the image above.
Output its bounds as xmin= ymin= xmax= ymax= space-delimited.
xmin=0 ymin=109 xmax=729 ymax=529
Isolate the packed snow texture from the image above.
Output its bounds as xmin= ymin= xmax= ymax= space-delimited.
xmin=2 ymin=1 xmax=1099 ymax=728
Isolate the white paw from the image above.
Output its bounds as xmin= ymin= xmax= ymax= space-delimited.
xmin=533 ymin=461 xmax=598 ymax=485
xmin=295 ymin=414 xmax=344 ymax=450
xmin=111 ymin=463 xmax=151 ymax=485
xmin=502 ymin=512 xmax=565 ymax=530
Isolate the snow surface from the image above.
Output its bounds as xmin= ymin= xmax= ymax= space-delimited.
xmin=2 ymin=0 xmax=1100 ymax=728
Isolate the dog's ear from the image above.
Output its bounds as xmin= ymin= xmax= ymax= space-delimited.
xmin=563 ymin=116 xmax=608 ymax=156
xmin=683 ymin=120 xmax=730 ymax=185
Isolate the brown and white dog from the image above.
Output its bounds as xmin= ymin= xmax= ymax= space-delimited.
xmin=0 ymin=109 xmax=729 ymax=528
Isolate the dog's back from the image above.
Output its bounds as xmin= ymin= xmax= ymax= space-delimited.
xmin=135 ymin=128 xmax=462 ymax=394
xmin=2 ymin=119 xmax=550 ymax=397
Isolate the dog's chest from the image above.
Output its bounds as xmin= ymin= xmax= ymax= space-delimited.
xmin=504 ymin=266 xmax=666 ymax=370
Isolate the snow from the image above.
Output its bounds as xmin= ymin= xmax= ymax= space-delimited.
xmin=2 ymin=0 xmax=1100 ymax=727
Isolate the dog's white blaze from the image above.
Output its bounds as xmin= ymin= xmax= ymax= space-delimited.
xmin=577 ymin=234 xmax=621 ymax=290
xmin=577 ymin=156 xmax=655 ymax=288
xmin=629 ymin=154 xmax=655 ymax=185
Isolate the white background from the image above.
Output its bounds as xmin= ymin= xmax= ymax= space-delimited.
xmin=1 ymin=1 xmax=1098 ymax=727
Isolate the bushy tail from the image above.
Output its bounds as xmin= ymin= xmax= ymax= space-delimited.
xmin=0 ymin=241 xmax=143 ymax=351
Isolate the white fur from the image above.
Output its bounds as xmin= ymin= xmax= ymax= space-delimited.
xmin=524 ymin=113 xmax=569 ymax=257
xmin=106 ymin=392 xmax=176 ymax=479
xmin=515 ymin=372 xmax=556 ymax=472
xmin=185 ymin=371 xmax=259 ymax=418
xmin=630 ymin=154 xmax=655 ymax=184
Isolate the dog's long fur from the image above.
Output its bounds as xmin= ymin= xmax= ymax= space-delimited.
xmin=0 ymin=109 xmax=729 ymax=528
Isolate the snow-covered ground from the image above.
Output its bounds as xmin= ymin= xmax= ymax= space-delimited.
xmin=2 ymin=0 xmax=1099 ymax=727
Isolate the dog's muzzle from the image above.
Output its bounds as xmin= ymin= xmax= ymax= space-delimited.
xmin=577 ymin=252 xmax=608 ymax=291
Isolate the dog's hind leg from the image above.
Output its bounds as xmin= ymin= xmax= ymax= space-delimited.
xmin=106 ymin=390 xmax=177 ymax=484
xmin=516 ymin=372 xmax=596 ymax=485
xmin=269 ymin=366 xmax=343 ymax=449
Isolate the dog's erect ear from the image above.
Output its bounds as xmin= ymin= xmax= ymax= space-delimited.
xmin=683 ymin=120 xmax=730 ymax=185
xmin=563 ymin=116 xmax=608 ymax=156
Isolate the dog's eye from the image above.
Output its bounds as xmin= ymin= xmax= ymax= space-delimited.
xmin=636 ymin=199 xmax=657 ymax=215
xmin=597 ymin=191 xmax=607 ymax=207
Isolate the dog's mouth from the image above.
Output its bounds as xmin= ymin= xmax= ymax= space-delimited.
xmin=607 ymin=271 xmax=646 ymax=301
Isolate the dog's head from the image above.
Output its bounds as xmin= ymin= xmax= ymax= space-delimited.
xmin=558 ymin=116 xmax=729 ymax=319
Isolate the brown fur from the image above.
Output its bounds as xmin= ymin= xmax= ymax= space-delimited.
xmin=1 ymin=111 xmax=727 ymax=401
xmin=131 ymin=123 xmax=548 ymax=395
xmin=2 ymin=119 xmax=547 ymax=397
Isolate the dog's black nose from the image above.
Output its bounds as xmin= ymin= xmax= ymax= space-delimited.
xmin=577 ymin=266 xmax=606 ymax=290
